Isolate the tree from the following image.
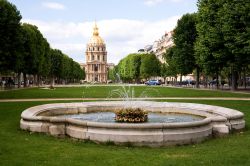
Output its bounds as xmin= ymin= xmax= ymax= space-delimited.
xmin=49 ymin=49 xmax=63 ymax=87
xmin=0 ymin=0 xmax=84 ymax=87
xmin=71 ymin=61 xmax=85 ymax=82
xmin=140 ymin=53 xmax=161 ymax=80
xmin=163 ymin=46 xmax=178 ymax=84
xmin=20 ymin=23 xmax=49 ymax=86
xmin=116 ymin=53 xmax=161 ymax=83
xmin=117 ymin=54 xmax=141 ymax=83
xmin=127 ymin=54 xmax=141 ymax=83
xmin=108 ymin=67 xmax=117 ymax=82
xmin=172 ymin=13 xmax=198 ymax=85
xmin=117 ymin=58 xmax=130 ymax=82
xmin=40 ymin=39 xmax=51 ymax=82
xmin=219 ymin=0 xmax=250 ymax=90
xmin=49 ymin=49 xmax=84 ymax=87
xmin=20 ymin=23 xmax=38 ymax=86
xmin=196 ymin=0 xmax=250 ymax=90
xmin=160 ymin=63 xmax=168 ymax=84
xmin=195 ymin=0 xmax=229 ymax=89
xmin=0 ymin=0 xmax=22 ymax=72
xmin=61 ymin=55 xmax=72 ymax=83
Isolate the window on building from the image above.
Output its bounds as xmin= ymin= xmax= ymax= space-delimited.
xmin=95 ymin=75 xmax=98 ymax=82
xmin=94 ymin=64 xmax=98 ymax=72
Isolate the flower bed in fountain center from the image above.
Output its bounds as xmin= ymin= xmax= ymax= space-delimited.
xmin=115 ymin=108 xmax=148 ymax=123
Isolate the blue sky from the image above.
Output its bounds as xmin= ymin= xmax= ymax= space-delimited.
xmin=9 ymin=0 xmax=197 ymax=64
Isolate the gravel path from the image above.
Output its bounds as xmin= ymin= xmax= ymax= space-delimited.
xmin=0 ymin=97 xmax=249 ymax=102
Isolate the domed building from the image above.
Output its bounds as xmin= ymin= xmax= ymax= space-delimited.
xmin=85 ymin=23 xmax=111 ymax=83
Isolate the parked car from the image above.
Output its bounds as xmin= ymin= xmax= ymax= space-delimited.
xmin=181 ymin=80 xmax=196 ymax=86
xmin=145 ymin=80 xmax=161 ymax=85
xmin=208 ymin=79 xmax=218 ymax=86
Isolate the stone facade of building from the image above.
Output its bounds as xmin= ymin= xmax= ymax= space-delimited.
xmin=139 ymin=30 xmax=195 ymax=82
xmin=138 ymin=31 xmax=174 ymax=63
xmin=85 ymin=23 xmax=109 ymax=83
xmin=153 ymin=31 xmax=174 ymax=63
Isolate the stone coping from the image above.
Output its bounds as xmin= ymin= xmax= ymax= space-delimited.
xmin=21 ymin=101 xmax=244 ymax=121
xmin=20 ymin=101 xmax=245 ymax=146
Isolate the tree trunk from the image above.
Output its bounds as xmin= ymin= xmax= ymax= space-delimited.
xmin=34 ymin=74 xmax=38 ymax=86
xmin=180 ymin=74 xmax=182 ymax=86
xmin=17 ymin=72 xmax=21 ymax=88
xmin=204 ymin=75 xmax=208 ymax=88
xmin=50 ymin=76 xmax=55 ymax=89
xmin=23 ymin=73 xmax=27 ymax=87
xmin=136 ymin=78 xmax=140 ymax=84
xmin=37 ymin=75 xmax=41 ymax=87
xmin=243 ymin=67 xmax=246 ymax=89
xmin=216 ymin=71 xmax=219 ymax=89
xmin=195 ymin=67 xmax=200 ymax=88
xmin=228 ymin=74 xmax=231 ymax=88
xmin=219 ymin=75 xmax=222 ymax=89
xmin=231 ymin=69 xmax=238 ymax=91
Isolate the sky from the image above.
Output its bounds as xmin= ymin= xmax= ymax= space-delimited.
xmin=9 ymin=0 xmax=198 ymax=64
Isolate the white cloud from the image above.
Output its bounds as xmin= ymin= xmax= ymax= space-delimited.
xmin=42 ymin=2 xmax=66 ymax=10
xmin=144 ymin=0 xmax=183 ymax=6
xmin=144 ymin=0 xmax=163 ymax=6
xmin=22 ymin=16 xmax=180 ymax=64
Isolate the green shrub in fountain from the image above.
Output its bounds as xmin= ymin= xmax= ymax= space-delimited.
xmin=115 ymin=108 xmax=148 ymax=123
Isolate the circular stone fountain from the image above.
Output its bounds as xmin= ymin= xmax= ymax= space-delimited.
xmin=20 ymin=101 xmax=245 ymax=147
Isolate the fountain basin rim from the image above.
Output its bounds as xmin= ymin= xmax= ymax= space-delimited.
xmin=21 ymin=101 xmax=244 ymax=121
xmin=20 ymin=101 xmax=245 ymax=146
xmin=20 ymin=101 xmax=245 ymax=129
xmin=22 ymin=115 xmax=212 ymax=129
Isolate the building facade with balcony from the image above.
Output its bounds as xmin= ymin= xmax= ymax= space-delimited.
xmin=154 ymin=31 xmax=174 ymax=63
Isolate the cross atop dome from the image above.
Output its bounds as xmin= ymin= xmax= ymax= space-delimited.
xmin=88 ymin=22 xmax=104 ymax=45
xmin=93 ymin=22 xmax=99 ymax=36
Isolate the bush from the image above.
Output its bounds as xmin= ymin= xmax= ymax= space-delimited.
xmin=115 ymin=108 xmax=148 ymax=123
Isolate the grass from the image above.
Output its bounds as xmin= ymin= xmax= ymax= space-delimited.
xmin=0 ymin=85 xmax=250 ymax=99
xmin=0 ymin=100 xmax=250 ymax=166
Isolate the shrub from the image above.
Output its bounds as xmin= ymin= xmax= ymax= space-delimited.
xmin=115 ymin=108 xmax=148 ymax=123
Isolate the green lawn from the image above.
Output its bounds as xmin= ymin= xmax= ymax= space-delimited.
xmin=0 ymin=100 xmax=250 ymax=166
xmin=1 ymin=86 xmax=250 ymax=99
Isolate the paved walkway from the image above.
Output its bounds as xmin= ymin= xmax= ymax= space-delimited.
xmin=1 ymin=84 xmax=250 ymax=94
xmin=0 ymin=97 xmax=249 ymax=102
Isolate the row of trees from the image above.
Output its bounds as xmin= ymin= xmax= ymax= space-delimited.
xmin=0 ymin=0 xmax=85 ymax=87
xmin=108 ymin=53 xmax=161 ymax=83
xmin=162 ymin=0 xmax=250 ymax=90
xmin=163 ymin=13 xmax=198 ymax=87
xmin=196 ymin=0 xmax=249 ymax=90
xmin=111 ymin=0 xmax=249 ymax=90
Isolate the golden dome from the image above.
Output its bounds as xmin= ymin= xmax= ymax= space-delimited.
xmin=88 ymin=23 xmax=105 ymax=45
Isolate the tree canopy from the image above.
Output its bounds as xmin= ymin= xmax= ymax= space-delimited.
xmin=195 ymin=0 xmax=250 ymax=90
xmin=0 ymin=0 xmax=85 ymax=86
xmin=140 ymin=53 xmax=161 ymax=80
xmin=0 ymin=0 xmax=22 ymax=72
xmin=116 ymin=53 xmax=160 ymax=83
xmin=172 ymin=13 xmax=197 ymax=76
